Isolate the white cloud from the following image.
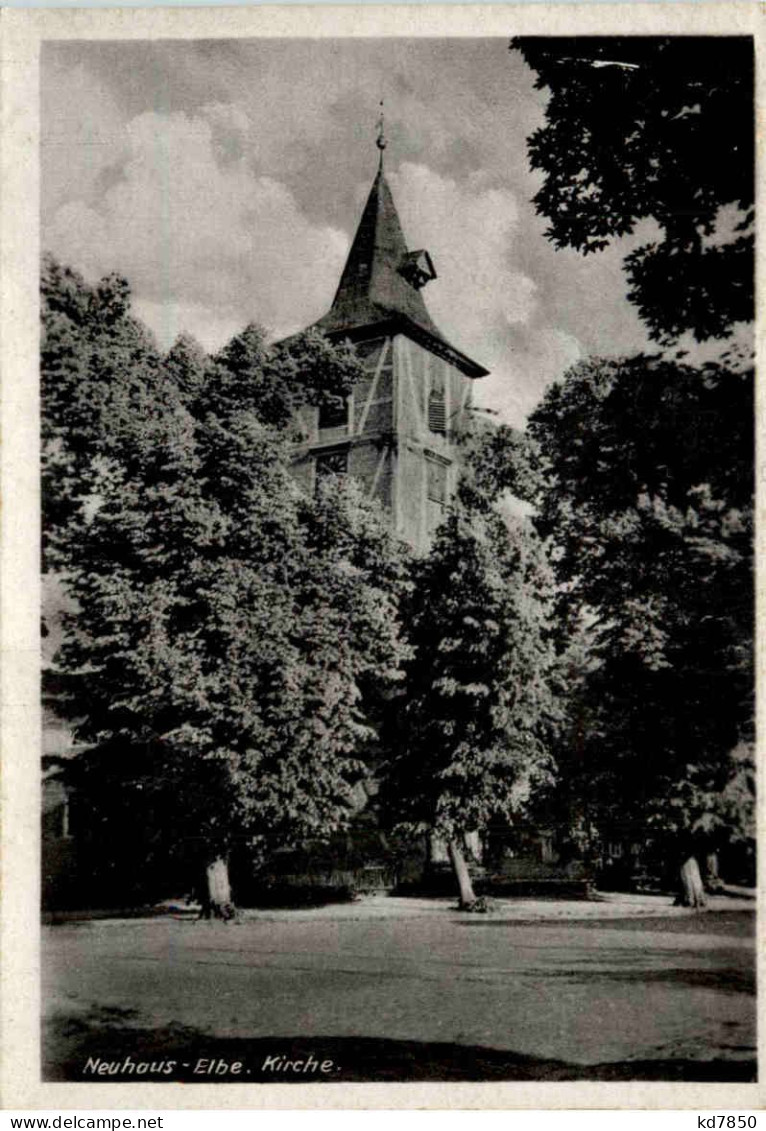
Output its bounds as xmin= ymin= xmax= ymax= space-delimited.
xmin=45 ymin=117 xmax=585 ymax=424
xmin=391 ymin=162 xmax=537 ymax=348
xmin=131 ymin=300 xmax=244 ymax=355
xmin=200 ymin=101 xmax=250 ymax=139
xmin=389 ymin=162 xmax=576 ymax=427
xmin=475 ymin=328 xmax=584 ymax=427
xmin=44 ymin=107 xmax=350 ymax=352
xmin=43 ymin=43 xmax=669 ymax=431
xmin=42 ymin=60 xmax=128 ymax=221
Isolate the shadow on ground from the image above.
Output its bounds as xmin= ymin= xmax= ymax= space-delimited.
xmin=513 ymin=963 xmax=755 ymax=996
xmin=43 ymin=1012 xmax=756 ymax=1084
xmin=456 ymin=911 xmax=755 ymax=937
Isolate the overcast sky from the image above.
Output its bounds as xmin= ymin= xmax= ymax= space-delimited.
xmin=43 ymin=38 xmax=671 ymax=427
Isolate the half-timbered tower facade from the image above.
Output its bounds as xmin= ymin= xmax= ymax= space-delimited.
xmin=291 ymin=144 xmax=488 ymax=553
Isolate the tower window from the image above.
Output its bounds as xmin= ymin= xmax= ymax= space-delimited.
xmin=318 ymin=394 xmax=348 ymax=431
xmin=425 ymin=454 xmax=450 ymax=541
xmin=315 ymin=448 xmax=348 ymax=493
xmin=428 ymin=390 xmax=446 ymax=434
xmin=426 ymin=455 xmax=448 ymax=504
xmin=399 ymin=249 xmax=437 ymax=291
xmin=428 ymin=369 xmax=446 ymax=434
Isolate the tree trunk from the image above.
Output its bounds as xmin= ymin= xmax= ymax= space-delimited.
xmin=676 ymin=853 xmax=707 ymax=909
xmin=200 ymin=855 xmax=234 ymax=920
xmin=448 ymin=839 xmax=476 ymax=908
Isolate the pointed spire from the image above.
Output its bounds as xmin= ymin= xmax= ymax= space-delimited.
xmin=314 ymin=147 xmax=488 ymax=379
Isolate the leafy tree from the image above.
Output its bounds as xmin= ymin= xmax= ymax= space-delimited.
xmin=512 ymin=36 xmax=754 ymax=342
xmin=41 ymin=255 xmax=163 ymax=571
xmin=458 ymin=421 xmax=541 ymax=514
xmin=383 ymin=452 xmax=560 ymax=907
xmin=42 ymin=257 xmax=409 ymax=914
xmin=527 ymin=353 xmax=754 ymax=904
xmin=163 ymin=332 xmax=208 ymax=408
xmin=41 ymin=255 xmax=361 ymax=571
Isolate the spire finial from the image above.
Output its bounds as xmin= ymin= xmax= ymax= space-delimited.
xmin=376 ymin=100 xmax=387 ymax=160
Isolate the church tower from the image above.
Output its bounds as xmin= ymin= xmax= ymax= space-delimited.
xmin=292 ymin=131 xmax=488 ymax=553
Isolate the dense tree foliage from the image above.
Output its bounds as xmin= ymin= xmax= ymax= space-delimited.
xmin=383 ymin=444 xmax=561 ymax=906
xmin=457 ymin=421 xmax=541 ymax=514
xmin=527 ymin=354 xmax=754 ymax=901
xmin=512 ymin=37 xmax=754 ymax=342
xmin=507 ymin=38 xmax=755 ymax=895
xmin=42 ymin=256 xmax=409 ymax=912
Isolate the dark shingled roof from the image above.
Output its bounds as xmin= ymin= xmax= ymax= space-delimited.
xmin=314 ymin=161 xmax=489 ymax=379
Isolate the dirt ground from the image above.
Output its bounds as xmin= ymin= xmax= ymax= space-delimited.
xmin=42 ymin=895 xmax=756 ymax=1083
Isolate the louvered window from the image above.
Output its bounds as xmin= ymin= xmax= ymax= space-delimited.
xmin=428 ymin=369 xmax=446 ymax=434
xmin=428 ymin=391 xmax=446 ymax=433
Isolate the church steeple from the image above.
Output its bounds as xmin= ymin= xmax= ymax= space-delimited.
xmin=291 ymin=129 xmax=491 ymax=554
xmin=315 ymin=144 xmax=487 ymax=379
xmin=318 ymin=164 xmax=436 ymax=335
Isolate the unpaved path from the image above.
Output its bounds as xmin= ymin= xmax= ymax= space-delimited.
xmin=42 ymin=900 xmax=755 ymax=1081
